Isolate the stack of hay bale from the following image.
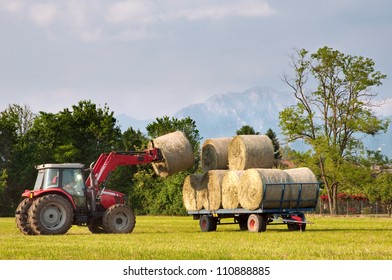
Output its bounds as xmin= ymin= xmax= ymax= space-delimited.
xmin=182 ymin=135 xmax=319 ymax=211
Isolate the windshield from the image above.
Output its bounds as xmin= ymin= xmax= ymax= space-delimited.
xmin=43 ymin=168 xmax=60 ymax=190
xmin=33 ymin=170 xmax=45 ymax=190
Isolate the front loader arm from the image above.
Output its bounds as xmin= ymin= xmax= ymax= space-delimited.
xmin=85 ymin=148 xmax=163 ymax=188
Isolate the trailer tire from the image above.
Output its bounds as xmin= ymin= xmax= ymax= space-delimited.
xmin=247 ymin=214 xmax=267 ymax=232
xmin=103 ymin=204 xmax=135 ymax=234
xmin=199 ymin=215 xmax=217 ymax=232
xmin=236 ymin=215 xmax=248 ymax=231
xmin=287 ymin=214 xmax=306 ymax=231
xmin=28 ymin=194 xmax=74 ymax=235
xmin=15 ymin=198 xmax=36 ymax=235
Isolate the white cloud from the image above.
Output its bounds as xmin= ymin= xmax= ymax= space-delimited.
xmin=29 ymin=3 xmax=58 ymax=27
xmin=106 ymin=1 xmax=156 ymax=24
xmin=0 ymin=0 xmax=24 ymax=14
xmin=0 ymin=0 xmax=277 ymax=41
xmin=172 ymin=1 xmax=277 ymax=21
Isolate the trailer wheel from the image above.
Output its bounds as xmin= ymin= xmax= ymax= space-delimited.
xmin=15 ymin=198 xmax=36 ymax=235
xmin=103 ymin=204 xmax=135 ymax=234
xmin=88 ymin=217 xmax=107 ymax=234
xmin=236 ymin=215 xmax=248 ymax=231
xmin=287 ymin=214 xmax=306 ymax=231
xmin=28 ymin=194 xmax=74 ymax=235
xmin=199 ymin=215 xmax=217 ymax=232
xmin=247 ymin=214 xmax=267 ymax=233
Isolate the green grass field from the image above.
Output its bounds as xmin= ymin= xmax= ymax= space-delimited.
xmin=1 ymin=215 xmax=391 ymax=260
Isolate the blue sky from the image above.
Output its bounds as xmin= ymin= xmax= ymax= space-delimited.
xmin=0 ymin=0 xmax=391 ymax=119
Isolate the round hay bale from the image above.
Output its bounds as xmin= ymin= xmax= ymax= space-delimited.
xmin=222 ymin=170 xmax=245 ymax=209
xmin=283 ymin=167 xmax=319 ymax=208
xmin=195 ymin=182 xmax=208 ymax=211
xmin=201 ymin=137 xmax=232 ymax=172
xmin=239 ymin=169 xmax=291 ymax=210
xmin=182 ymin=174 xmax=204 ymax=211
xmin=228 ymin=135 xmax=274 ymax=170
xmin=201 ymin=170 xmax=228 ymax=211
xmin=148 ymin=131 xmax=194 ymax=177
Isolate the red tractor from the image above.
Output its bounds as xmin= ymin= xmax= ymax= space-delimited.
xmin=15 ymin=148 xmax=163 ymax=235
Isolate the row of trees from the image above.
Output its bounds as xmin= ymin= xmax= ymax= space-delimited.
xmin=1 ymin=46 xmax=391 ymax=216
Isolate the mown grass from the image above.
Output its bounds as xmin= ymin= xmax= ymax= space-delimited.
xmin=1 ymin=215 xmax=391 ymax=260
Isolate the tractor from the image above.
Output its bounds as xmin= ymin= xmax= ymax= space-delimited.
xmin=15 ymin=148 xmax=163 ymax=235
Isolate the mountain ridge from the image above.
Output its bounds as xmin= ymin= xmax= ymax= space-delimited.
xmin=116 ymin=86 xmax=392 ymax=158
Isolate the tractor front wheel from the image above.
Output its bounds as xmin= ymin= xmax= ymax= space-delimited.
xmin=103 ymin=204 xmax=135 ymax=234
xmin=15 ymin=198 xmax=36 ymax=235
xmin=88 ymin=217 xmax=107 ymax=234
xmin=28 ymin=194 xmax=74 ymax=235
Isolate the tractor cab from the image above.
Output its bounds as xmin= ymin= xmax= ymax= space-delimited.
xmin=34 ymin=163 xmax=87 ymax=207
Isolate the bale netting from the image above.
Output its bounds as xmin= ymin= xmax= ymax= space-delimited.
xmin=222 ymin=170 xmax=245 ymax=209
xmin=182 ymin=174 xmax=204 ymax=211
xmin=202 ymin=170 xmax=228 ymax=211
xmin=148 ymin=131 xmax=194 ymax=177
xmin=201 ymin=137 xmax=232 ymax=172
xmin=283 ymin=167 xmax=319 ymax=208
xmin=228 ymin=135 xmax=274 ymax=170
xmin=238 ymin=169 xmax=291 ymax=210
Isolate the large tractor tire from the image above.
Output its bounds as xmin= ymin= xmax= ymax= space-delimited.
xmin=15 ymin=198 xmax=36 ymax=235
xmin=88 ymin=217 xmax=107 ymax=234
xmin=102 ymin=204 xmax=135 ymax=234
xmin=28 ymin=194 xmax=74 ymax=235
xmin=247 ymin=214 xmax=267 ymax=233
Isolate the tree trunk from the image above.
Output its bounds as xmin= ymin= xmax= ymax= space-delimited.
xmin=332 ymin=184 xmax=338 ymax=215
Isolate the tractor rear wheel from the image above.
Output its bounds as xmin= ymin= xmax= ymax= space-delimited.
xmin=103 ymin=204 xmax=135 ymax=234
xmin=88 ymin=217 xmax=107 ymax=234
xmin=15 ymin=198 xmax=36 ymax=235
xmin=28 ymin=194 xmax=74 ymax=235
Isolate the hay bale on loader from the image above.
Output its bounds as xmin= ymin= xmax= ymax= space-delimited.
xmin=182 ymin=174 xmax=205 ymax=211
xmin=148 ymin=131 xmax=194 ymax=177
xmin=201 ymin=137 xmax=232 ymax=172
xmin=202 ymin=170 xmax=228 ymax=211
xmin=239 ymin=169 xmax=291 ymax=210
xmin=221 ymin=170 xmax=245 ymax=209
xmin=228 ymin=135 xmax=274 ymax=170
xmin=283 ymin=167 xmax=319 ymax=208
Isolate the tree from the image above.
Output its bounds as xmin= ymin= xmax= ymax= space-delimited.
xmin=365 ymin=172 xmax=392 ymax=216
xmin=265 ymin=128 xmax=282 ymax=161
xmin=279 ymin=46 xmax=389 ymax=214
xmin=236 ymin=125 xmax=260 ymax=135
xmin=0 ymin=169 xmax=7 ymax=215
xmin=0 ymin=105 xmax=35 ymax=216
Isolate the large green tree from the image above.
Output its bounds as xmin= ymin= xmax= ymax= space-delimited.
xmin=279 ymin=46 xmax=389 ymax=214
xmin=236 ymin=125 xmax=260 ymax=135
xmin=0 ymin=105 xmax=35 ymax=215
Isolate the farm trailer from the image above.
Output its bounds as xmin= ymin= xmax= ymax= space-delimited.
xmin=188 ymin=182 xmax=321 ymax=232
